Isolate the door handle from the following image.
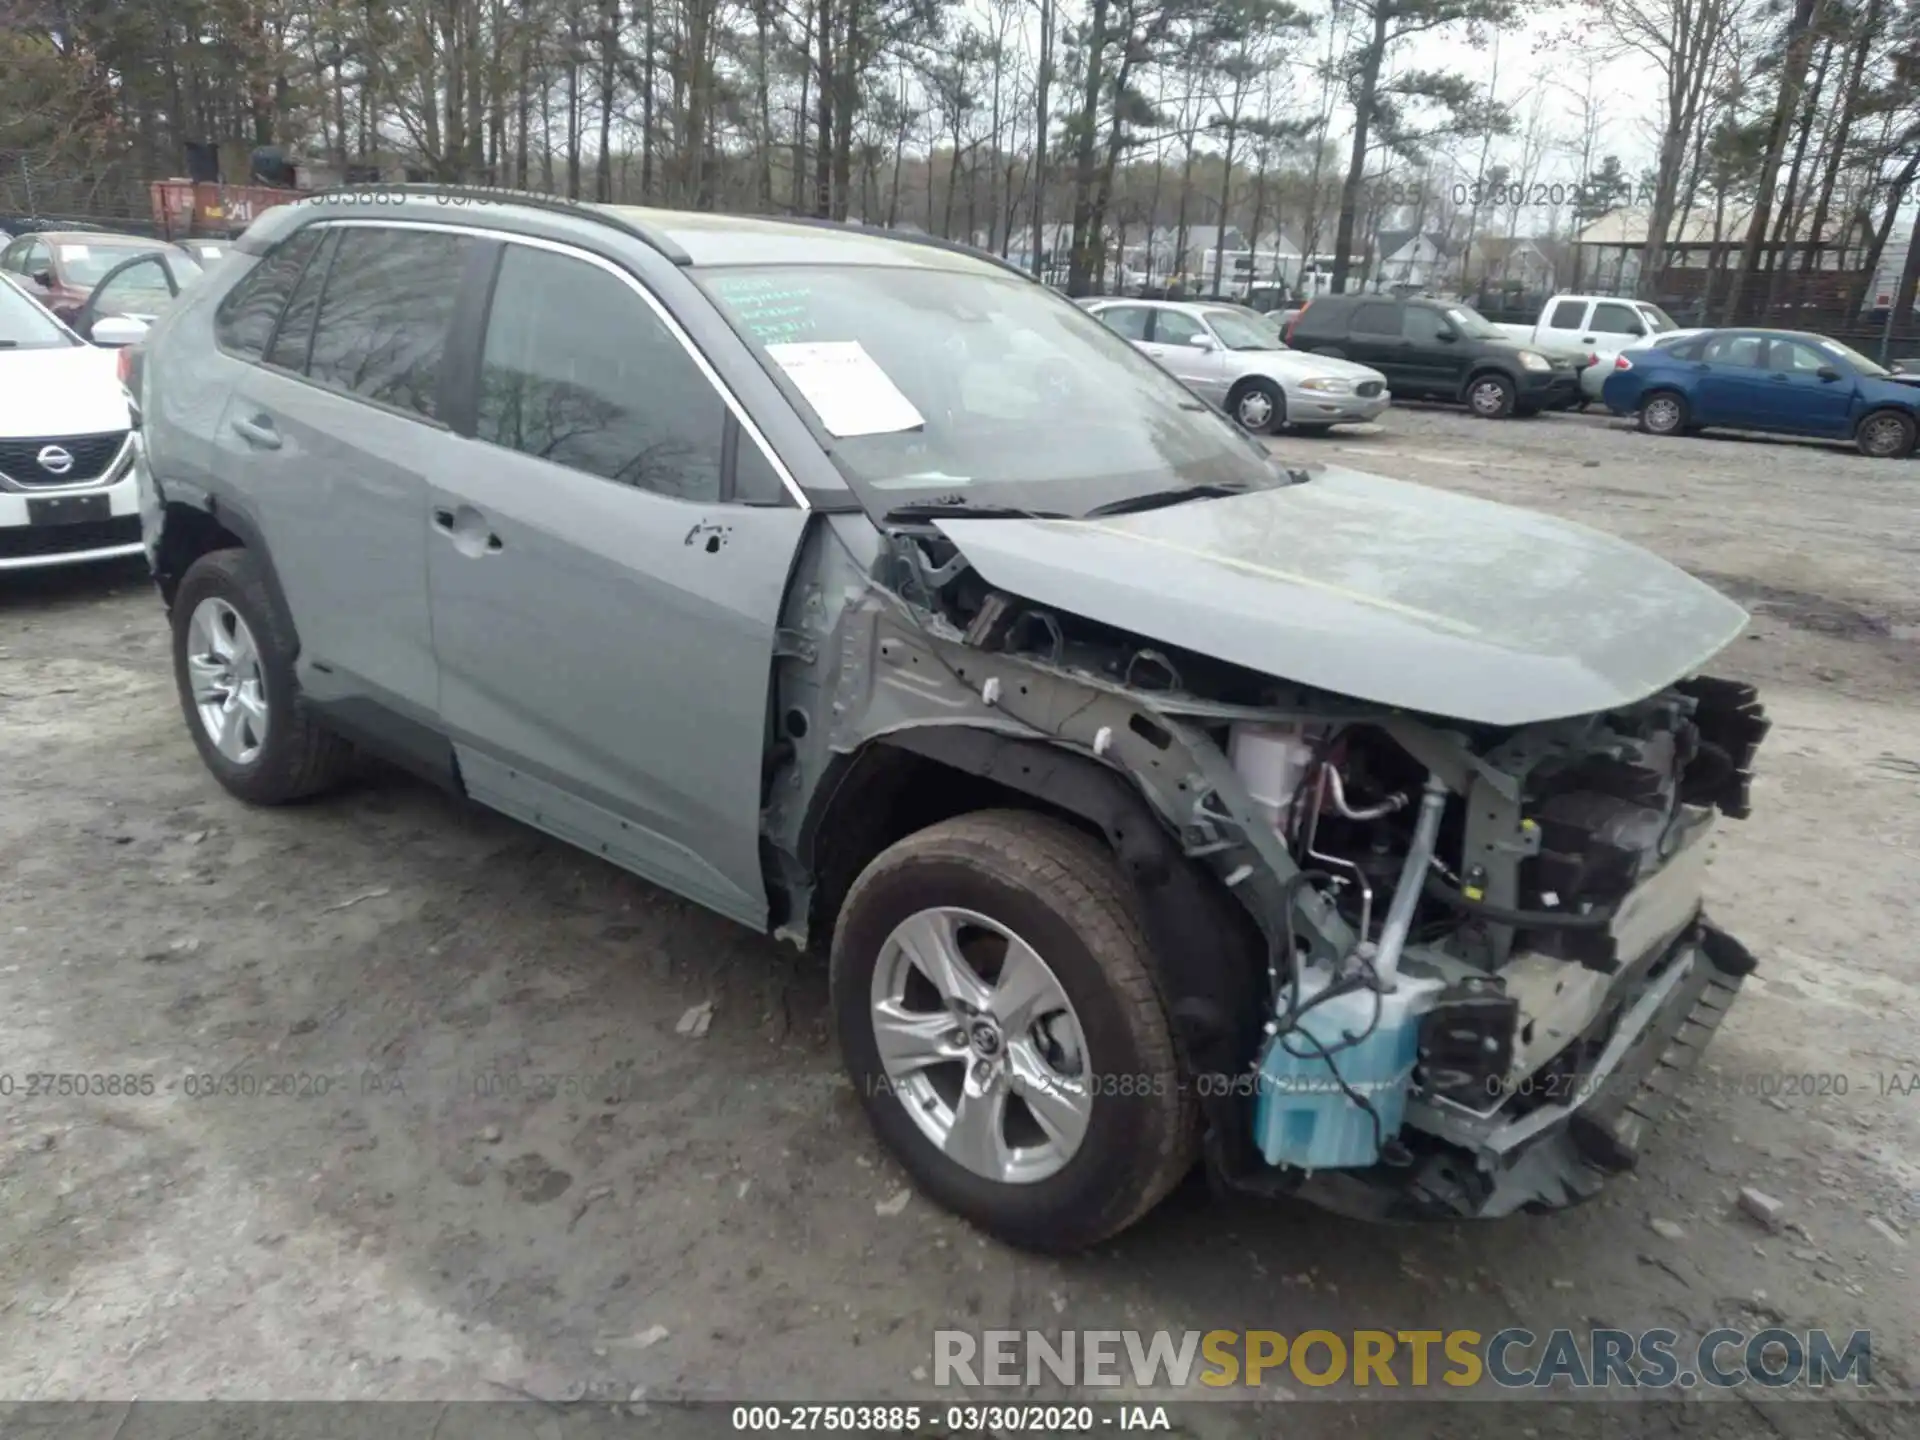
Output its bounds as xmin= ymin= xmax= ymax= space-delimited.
xmin=229 ymin=413 xmax=281 ymax=450
xmin=433 ymin=503 xmax=504 ymax=555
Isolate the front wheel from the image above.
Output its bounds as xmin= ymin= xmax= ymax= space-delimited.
xmin=1229 ymin=379 xmax=1285 ymax=433
xmin=1638 ymin=390 xmax=1689 ymax=437
xmin=1466 ymin=373 xmax=1516 ymax=418
xmin=831 ymin=811 xmax=1195 ymax=1251
xmin=1856 ymin=408 xmax=1916 ymax=459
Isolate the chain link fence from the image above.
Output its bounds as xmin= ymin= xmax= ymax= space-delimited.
xmin=0 ymin=155 xmax=160 ymax=237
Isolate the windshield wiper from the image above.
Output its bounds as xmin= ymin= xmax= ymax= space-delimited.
xmin=882 ymin=496 xmax=1068 ymax=524
xmin=1084 ymin=482 xmax=1252 ymax=517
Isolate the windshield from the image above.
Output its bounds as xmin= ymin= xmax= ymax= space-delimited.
xmin=1816 ymin=336 xmax=1889 ymax=377
xmin=1637 ymin=304 xmax=1678 ymax=334
xmin=0 ymin=276 xmax=76 ymax=349
xmin=1203 ymin=308 xmax=1283 ymax=351
xmin=57 ymin=241 xmax=167 ymax=287
xmin=1444 ymin=305 xmax=1503 ymax=340
xmin=698 ymin=264 xmax=1280 ymax=516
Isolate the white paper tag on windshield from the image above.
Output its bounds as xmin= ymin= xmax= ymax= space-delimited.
xmin=766 ymin=341 xmax=924 ymax=438
xmin=59 ymin=244 xmax=90 ymax=260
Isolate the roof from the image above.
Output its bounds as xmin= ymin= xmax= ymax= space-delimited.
xmin=1376 ymin=228 xmax=1453 ymax=262
xmin=595 ymin=206 xmax=1025 ymax=275
xmin=11 ymin=230 xmax=161 ymax=246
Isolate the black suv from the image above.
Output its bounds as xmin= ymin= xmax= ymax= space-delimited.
xmin=1285 ymin=295 xmax=1582 ymax=418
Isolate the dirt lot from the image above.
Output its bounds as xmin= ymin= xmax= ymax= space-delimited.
xmin=2 ymin=404 xmax=1918 ymax=1431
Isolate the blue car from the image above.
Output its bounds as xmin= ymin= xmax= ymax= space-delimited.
xmin=1602 ymin=327 xmax=1919 ymax=458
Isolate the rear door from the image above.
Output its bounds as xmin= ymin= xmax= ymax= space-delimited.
xmin=1400 ymin=304 xmax=1463 ymax=393
xmin=1345 ymin=300 xmax=1410 ymax=387
xmin=427 ymin=238 xmax=809 ymax=930
xmin=213 ymin=221 xmax=475 ymax=719
xmin=1694 ymin=331 xmax=1770 ymax=426
xmin=1090 ymin=303 xmax=1155 ymax=356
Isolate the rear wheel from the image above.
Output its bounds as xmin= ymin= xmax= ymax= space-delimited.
xmin=831 ymin=811 xmax=1194 ymax=1251
xmin=171 ymin=548 xmax=354 ymax=805
xmin=1466 ymin=373 xmax=1516 ymax=418
xmin=1638 ymin=390 xmax=1688 ymax=437
xmin=1229 ymin=378 xmax=1285 ymax=433
xmin=1856 ymin=408 xmax=1916 ymax=459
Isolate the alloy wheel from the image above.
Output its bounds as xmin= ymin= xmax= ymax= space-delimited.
xmin=185 ymin=596 xmax=269 ymax=765
xmin=1860 ymin=413 xmax=1910 ymax=457
xmin=869 ymin=905 xmax=1092 ymax=1184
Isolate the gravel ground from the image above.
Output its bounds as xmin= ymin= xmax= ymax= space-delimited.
xmin=1 ymin=403 xmax=1917 ymax=1433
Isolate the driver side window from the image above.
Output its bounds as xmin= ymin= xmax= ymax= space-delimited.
xmin=1770 ymin=340 xmax=1830 ymax=373
xmin=1152 ymin=310 xmax=1206 ymax=346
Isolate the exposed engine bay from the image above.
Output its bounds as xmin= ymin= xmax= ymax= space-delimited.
xmin=776 ymin=510 xmax=1772 ymax=1220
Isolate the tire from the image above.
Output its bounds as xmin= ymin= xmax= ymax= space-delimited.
xmin=1465 ymin=372 xmax=1516 ymax=418
xmin=171 ymin=547 xmax=354 ymax=805
xmin=1638 ymin=390 xmax=1688 ymax=437
xmin=1228 ymin=378 xmax=1284 ymax=434
xmin=1855 ymin=408 xmax=1916 ymax=459
xmin=831 ymin=810 xmax=1195 ymax=1251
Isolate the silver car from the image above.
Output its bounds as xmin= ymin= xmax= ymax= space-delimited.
xmin=1082 ymin=298 xmax=1390 ymax=433
xmin=135 ymin=190 xmax=1766 ymax=1251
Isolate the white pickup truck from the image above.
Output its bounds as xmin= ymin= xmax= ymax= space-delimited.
xmin=1494 ymin=294 xmax=1680 ymax=352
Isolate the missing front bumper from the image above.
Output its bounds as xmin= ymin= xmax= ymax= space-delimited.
xmin=1250 ymin=920 xmax=1754 ymax=1222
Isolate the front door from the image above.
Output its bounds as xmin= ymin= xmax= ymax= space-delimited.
xmin=1399 ymin=304 xmax=1465 ymax=394
xmin=427 ymin=240 xmax=808 ymax=929
xmin=1758 ymin=337 xmax=1857 ymax=436
xmin=1146 ymin=308 xmax=1231 ymax=407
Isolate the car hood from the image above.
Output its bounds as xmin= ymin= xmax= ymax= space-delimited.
xmin=1484 ymin=336 xmax=1583 ymax=366
xmin=1244 ymin=349 xmax=1384 ymax=384
xmin=0 ymin=344 xmax=128 ymax=439
xmin=934 ymin=466 xmax=1749 ymax=726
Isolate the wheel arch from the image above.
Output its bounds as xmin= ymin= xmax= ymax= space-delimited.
xmin=1854 ymin=402 xmax=1918 ymax=454
xmin=1460 ymin=363 xmax=1519 ymax=399
xmin=800 ymin=726 xmax=1265 ymax=1079
xmin=153 ymin=493 xmax=292 ymax=630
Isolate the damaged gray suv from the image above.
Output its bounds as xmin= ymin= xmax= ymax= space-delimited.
xmin=134 ymin=189 xmax=1769 ymax=1250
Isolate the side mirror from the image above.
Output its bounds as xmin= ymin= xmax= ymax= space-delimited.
xmin=1435 ymin=329 xmax=1458 ymax=342
xmin=90 ymin=314 xmax=150 ymax=348
xmin=30 ymin=269 xmax=52 ymax=287
xmin=1815 ymin=366 xmax=1841 ymax=382
xmin=1188 ymin=333 xmax=1217 ymax=350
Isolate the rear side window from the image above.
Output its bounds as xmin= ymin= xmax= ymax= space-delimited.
xmin=265 ymin=230 xmax=336 ymax=371
xmin=1703 ymin=333 xmax=1765 ymax=367
xmin=474 ymin=244 xmax=724 ymax=501
xmin=1548 ymin=299 xmax=1586 ymax=328
xmin=1352 ymin=302 xmax=1400 ymax=336
xmin=305 ymin=227 xmax=473 ymax=419
xmin=1096 ymin=306 xmax=1152 ymax=341
xmin=214 ymin=227 xmax=323 ymax=359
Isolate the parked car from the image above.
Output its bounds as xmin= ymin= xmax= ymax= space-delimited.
xmin=0 ymin=272 xmax=143 ymax=571
xmin=1602 ymin=328 xmax=1920 ymax=458
xmin=0 ymin=229 xmax=176 ymax=325
xmin=1286 ymin=293 xmax=1583 ymax=417
xmin=136 ymin=189 xmax=1767 ymax=1249
xmin=1082 ymin=297 xmax=1390 ymax=433
xmin=1580 ymin=327 xmax=1711 ymax=404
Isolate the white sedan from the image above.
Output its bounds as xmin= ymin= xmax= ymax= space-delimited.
xmin=0 ymin=272 xmax=143 ymax=571
xmin=1081 ymin=297 xmax=1390 ymax=434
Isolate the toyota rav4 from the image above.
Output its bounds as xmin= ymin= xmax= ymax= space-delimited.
xmin=133 ymin=189 xmax=1768 ymax=1251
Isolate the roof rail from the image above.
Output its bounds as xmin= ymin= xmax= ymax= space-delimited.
xmin=298 ymin=183 xmax=694 ymax=265
xmin=771 ymin=215 xmax=1040 ymax=283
